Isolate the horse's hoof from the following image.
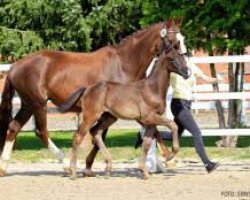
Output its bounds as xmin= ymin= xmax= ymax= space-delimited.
xmin=0 ymin=168 xmax=6 ymax=177
xmin=0 ymin=160 xmax=7 ymax=177
xmin=83 ymin=169 xmax=96 ymax=177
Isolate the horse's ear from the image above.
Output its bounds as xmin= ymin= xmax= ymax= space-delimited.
xmin=166 ymin=20 xmax=173 ymax=29
xmin=166 ymin=17 xmax=183 ymax=29
xmin=173 ymin=17 xmax=183 ymax=28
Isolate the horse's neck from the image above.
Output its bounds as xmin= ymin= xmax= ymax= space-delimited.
xmin=146 ymin=60 xmax=169 ymax=99
xmin=116 ymin=24 xmax=162 ymax=80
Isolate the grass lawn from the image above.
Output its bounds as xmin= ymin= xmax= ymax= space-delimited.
xmin=11 ymin=129 xmax=250 ymax=162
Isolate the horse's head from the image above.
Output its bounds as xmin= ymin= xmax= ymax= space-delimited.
xmin=158 ymin=19 xmax=190 ymax=79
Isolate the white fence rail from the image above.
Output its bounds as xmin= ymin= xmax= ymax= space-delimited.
xmin=0 ymin=55 xmax=250 ymax=136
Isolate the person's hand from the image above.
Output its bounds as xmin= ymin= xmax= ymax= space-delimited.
xmin=216 ymin=73 xmax=224 ymax=83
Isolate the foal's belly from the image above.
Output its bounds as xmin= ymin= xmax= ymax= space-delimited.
xmin=107 ymin=101 xmax=142 ymax=120
xmin=105 ymin=85 xmax=146 ymax=120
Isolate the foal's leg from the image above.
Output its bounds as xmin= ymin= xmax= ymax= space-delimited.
xmin=84 ymin=113 xmax=117 ymax=177
xmin=141 ymin=126 xmax=171 ymax=159
xmin=143 ymin=114 xmax=179 ymax=162
xmin=0 ymin=104 xmax=33 ymax=176
xmin=138 ymin=126 xmax=155 ymax=179
xmin=70 ymin=126 xmax=87 ymax=179
xmin=70 ymin=112 xmax=104 ymax=179
xmin=34 ymin=107 xmax=65 ymax=163
xmin=155 ymin=131 xmax=171 ymax=158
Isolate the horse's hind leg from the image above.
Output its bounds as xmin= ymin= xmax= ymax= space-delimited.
xmin=0 ymin=103 xmax=33 ymax=176
xmin=33 ymin=107 xmax=65 ymax=163
xmin=84 ymin=113 xmax=117 ymax=177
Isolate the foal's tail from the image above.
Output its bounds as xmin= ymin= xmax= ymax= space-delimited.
xmin=0 ymin=75 xmax=15 ymax=152
xmin=58 ymin=87 xmax=86 ymax=113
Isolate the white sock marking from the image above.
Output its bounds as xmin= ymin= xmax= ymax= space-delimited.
xmin=1 ymin=141 xmax=15 ymax=161
xmin=48 ymin=139 xmax=65 ymax=162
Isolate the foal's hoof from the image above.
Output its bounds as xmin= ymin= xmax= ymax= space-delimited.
xmin=63 ymin=167 xmax=71 ymax=176
xmin=142 ymin=171 xmax=150 ymax=180
xmin=104 ymin=170 xmax=111 ymax=177
xmin=164 ymin=160 xmax=176 ymax=169
xmin=83 ymin=169 xmax=96 ymax=177
xmin=165 ymin=154 xmax=174 ymax=162
xmin=70 ymin=174 xmax=78 ymax=180
xmin=69 ymin=170 xmax=78 ymax=180
xmin=138 ymin=167 xmax=150 ymax=180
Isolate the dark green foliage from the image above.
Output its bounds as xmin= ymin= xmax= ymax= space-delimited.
xmin=141 ymin=0 xmax=250 ymax=54
xmin=0 ymin=0 xmax=142 ymax=61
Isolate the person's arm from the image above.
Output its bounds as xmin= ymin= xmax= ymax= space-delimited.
xmin=199 ymin=74 xmax=220 ymax=84
xmin=190 ymin=62 xmax=222 ymax=84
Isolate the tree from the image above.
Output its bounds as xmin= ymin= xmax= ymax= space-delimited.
xmin=0 ymin=0 xmax=142 ymax=61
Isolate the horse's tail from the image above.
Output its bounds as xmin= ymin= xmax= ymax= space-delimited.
xmin=58 ymin=87 xmax=86 ymax=113
xmin=0 ymin=75 xmax=15 ymax=152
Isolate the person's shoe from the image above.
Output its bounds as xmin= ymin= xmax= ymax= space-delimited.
xmin=134 ymin=132 xmax=143 ymax=149
xmin=205 ymin=161 xmax=220 ymax=174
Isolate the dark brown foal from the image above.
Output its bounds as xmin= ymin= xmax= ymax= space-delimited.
xmin=59 ymin=48 xmax=189 ymax=179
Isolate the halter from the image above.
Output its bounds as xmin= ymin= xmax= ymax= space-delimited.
xmin=159 ymin=21 xmax=181 ymax=55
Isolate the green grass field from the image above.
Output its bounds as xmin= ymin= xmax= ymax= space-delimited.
xmin=11 ymin=129 xmax=250 ymax=162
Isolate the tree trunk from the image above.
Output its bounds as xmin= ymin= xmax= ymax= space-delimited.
xmin=226 ymin=51 xmax=239 ymax=147
xmin=208 ymin=52 xmax=227 ymax=147
xmin=237 ymin=63 xmax=245 ymax=126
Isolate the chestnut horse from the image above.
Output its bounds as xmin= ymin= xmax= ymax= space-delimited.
xmin=0 ymin=19 xmax=185 ymax=176
xmin=59 ymin=48 xmax=189 ymax=179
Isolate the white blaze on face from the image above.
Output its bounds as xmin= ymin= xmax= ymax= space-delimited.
xmin=176 ymin=32 xmax=187 ymax=54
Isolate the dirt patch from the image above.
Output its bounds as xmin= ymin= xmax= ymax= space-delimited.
xmin=0 ymin=160 xmax=250 ymax=200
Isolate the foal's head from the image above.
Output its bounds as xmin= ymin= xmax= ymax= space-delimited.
xmin=156 ymin=46 xmax=190 ymax=79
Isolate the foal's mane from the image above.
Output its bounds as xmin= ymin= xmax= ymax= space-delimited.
xmin=113 ymin=22 xmax=163 ymax=48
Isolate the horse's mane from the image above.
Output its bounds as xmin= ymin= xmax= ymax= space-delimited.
xmin=113 ymin=22 xmax=163 ymax=48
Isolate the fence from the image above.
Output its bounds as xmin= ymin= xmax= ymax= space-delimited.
xmin=0 ymin=55 xmax=250 ymax=136
xmin=183 ymin=55 xmax=250 ymax=136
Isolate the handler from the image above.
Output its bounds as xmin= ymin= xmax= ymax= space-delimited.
xmin=136 ymin=59 xmax=221 ymax=174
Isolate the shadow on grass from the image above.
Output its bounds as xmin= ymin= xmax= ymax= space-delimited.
xmin=15 ymin=131 xmax=250 ymax=150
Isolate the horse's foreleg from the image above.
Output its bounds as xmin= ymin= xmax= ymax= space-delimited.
xmin=0 ymin=105 xmax=33 ymax=176
xmin=34 ymin=108 xmax=65 ymax=164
